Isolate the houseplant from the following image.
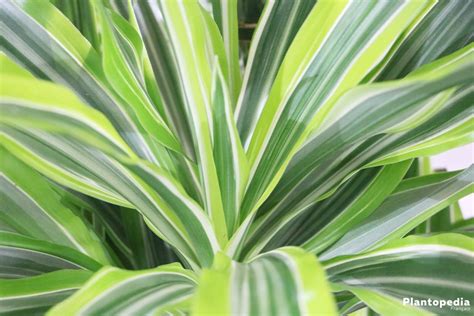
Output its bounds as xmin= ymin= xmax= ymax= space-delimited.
xmin=1 ymin=0 xmax=473 ymax=314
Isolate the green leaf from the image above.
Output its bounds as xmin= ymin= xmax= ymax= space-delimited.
xmin=156 ymin=0 xmax=228 ymax=244
xmin=1 ymin=0 xmax=473 ymax=312
xmin=50 ymin=0 xmax=100 ymax=49
xmin=92 ymin=1 xmax=182 ymax=155
xmin=0 ymin=269 xmax=92 ymax=315
xmin=1 ymin=127 xmax=218 ymax=268
xmin=0 ymin=75 xmax=136 ymax=159
xmin=212 ymin=63 xmax=249 ymax=235
xmin=0 ymin=0 xmax=177 ymax=164
xmin=48 ymin=264 xmax=197 ymax=315
xmin=267 ymin=46 xmax=472 ymax=217
xmin=134 ymin=1 xmax=195 ymax=158
xmin=1 ymin=149 xmax=111 ymax=265
xmin=209 ymin=0 xmax=241 ymax=104
xmin=235 ymin=0 xmax=316 ymax=147
xmin=242 ymin=0 xmax=432 ymax=218
xmin=302 ymin=160 xmax=413 ymax=254
xmin=321 ymin=166 xmax=474 ymax=259
xmin=0 ymin=232 xmax=102 ymax=278
xmin=242 ymin=161 xmax=412 ymax=259
xmin=125 ymin=161 xmax=221 ymax=268
xmin=0 ymin=56 xmax=220 ymax=268
xmin=234 ymin=47 xmax=473 ymax=260
xmin=377 ymin=0 xmax=474 ymax=80
xmin=0 ymin=127 xmax=132 ymax=208
xmin=325 ymin=234 xmax=474 ymax=315
xmin=193 ymin=247 xmax=337 ymax=315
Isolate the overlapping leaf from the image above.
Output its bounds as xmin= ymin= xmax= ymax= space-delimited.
xmin=0 ymin=0 xmax=473 ymax=313
xmin=49 ymin=264 xmax=197 ymax=315
xmin=242 ymin=161 xmax=412 ymax=259
xmin=212 ymin=64 xmax=248 ymax=234
xmin=0 ymin=270 xmax=92 ymax=315
xmin=233 ymin=47 xmax=473 ymax=260
xmin=0 ymin=232 xmax=102 ymax=279
xmin=241 ymin=0 xmax=433 ymax=218
xmin=325 ymin=234 xmax=474 ymax=315
xmin=322 ymin=167 xmax=474 ymax=259
xmin=235 ymin=0 xmax=316 ymax=147
xmin=0 ymin=49 xmax=225 ymax=270
xmin=155 ymin=0 xmax=229 ymax=243
xmin=194 ymin=247 xmax=337 ymax=315
xmin=0 ymin=149 xmax=111 ymax=265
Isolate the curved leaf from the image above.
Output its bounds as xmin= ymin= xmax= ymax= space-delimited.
xmin=1 ymin=149 xmax=111 ymax=265
xmin=193 ymin=247 xmax=337 ymax=315
xmin=0 ymin=75 xmax=135 ymax=158
xmin=235 ymin=0 xmax=316 ymax=147
xmin=0 ymin=269 xmax=92 ymax=315
xmin=377 ymin=0 xmax=474 ymax=80
xmin=0 ymin=0 xmax=161 ymax=162
xmin=242 ymin=161 xmax=412 ymax=259
xmin=0 ymin=232 xmax=102 ymax=279
xmin=232 ymin=48 xmax=473 ymax=260
xmin=242 ymin=0 xmax=431 ymax=218
xmin=321 ymin=166 xmax=474 ymax=259
xmin=325 ymin=234 xmax=474 ymax=315
xmin=49 ymin=264 xmax=197 ymax=315
xmin=157 ymin=0 xmax=228 ymax=243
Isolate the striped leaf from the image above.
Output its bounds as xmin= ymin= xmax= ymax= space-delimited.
xmin=49 ymin=0 xmax=100 ymax=49
xmin=209 ymin=0 xmax=241 ymax=104
xmin=58 ymin=192 xmax=178 ymax=269
xmin=193 ymin=247 xmax=337 ymax=315
xmin=301 ymin=160 xmax=412 ymax=254
xmin=1 ymin=0 xmax=473 ymax=313
xmin=407 ymin=162 xmax=466 ymax=235
xmin=1 ymin=127 xmax=132 ymax=208
xmin=49 ymin=264 xmax=197 ymax=315
xmin=0 ymin=57 xmax=221 ymax=268
xmin=0 ymin=75 xmax=136 ymax=159
xmin=1 ymin=129 xmax=214 ymax=269
xmin=231 ymin=47 xmax=473 ymax=260
xmin=212 ymin=63 xmax=249 ymax=234
xmin=235 ymin=0 xmax=316 ymax=147
xmin=321 ymin=166 xmax=474 ymax=259
xmin=0 ymin=58 xmax=135 ymax=207
xmin=377 ymin=0 xmax=474 ymax=80
xmin=0 ymin=149 xmax=111 ymax=265
xmin=0 ymin=232 xmax=102 ymax=279
xmin=125 ymin=161 xmax=221 ymax=268
xmin=325 ymin=234 xmax=474 ymax=315
xmin=264 ymin=46 xmax=472 ymax=219
xmin=91 ymin=1 xmax=182 ymax=154
xmin=134 ymin=0 xmax=195 ymax=157
xmin=0 ymin=0 xmax=180 ymax=164
xmin=367 ymin=91 xmax=474 ymax=166
xmin=2 ymin=109 xmax=218 ymax=269
xmin=241 ymin=161 xmax=412 ymax=259
xmin=156 ymin=0 xmax=228 ymax=244
xmin=0 ymin=270 xmax=92 ymax=315
xmin=241 ymin=0 xmax=432 ymax=218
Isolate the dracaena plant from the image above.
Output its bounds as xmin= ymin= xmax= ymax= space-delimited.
xmin=0 ymin=0 xmax=473 ymax=315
